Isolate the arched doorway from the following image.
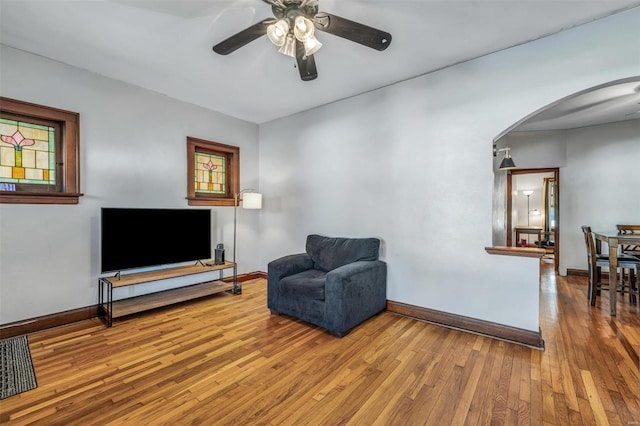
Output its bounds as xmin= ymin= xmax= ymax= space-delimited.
xmin=492 ymin=76 xmax=640 ymax=275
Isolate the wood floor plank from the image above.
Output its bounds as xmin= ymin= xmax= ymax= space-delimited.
xmin=450 ymin=348 xmax=487 ymax=425
xmin=581 ymin=369 xmax=612 ymax=426
xmin=467 ymin=340 xmax=507 ymax=425
xmin=1 ymin=266 xmax=639 ymax=425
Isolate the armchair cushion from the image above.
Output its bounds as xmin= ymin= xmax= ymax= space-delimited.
xmin=306 ymin=234 xmax=380 ymax=272
xmin=280 ymin=269 xmax=327 ymax=301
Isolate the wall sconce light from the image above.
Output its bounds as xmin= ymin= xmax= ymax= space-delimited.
xmin=493 ymin=143 xmax=516 ymax=170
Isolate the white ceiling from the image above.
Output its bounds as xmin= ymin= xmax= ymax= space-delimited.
xmin=1 ymin=0 xmax=639 ymax=124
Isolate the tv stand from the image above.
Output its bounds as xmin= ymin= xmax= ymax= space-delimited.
xmin=98 ymin=261 xmax=237 ymax=327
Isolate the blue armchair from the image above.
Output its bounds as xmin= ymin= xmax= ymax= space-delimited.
xmin=267 ymin=234 xmax=387 ymax=337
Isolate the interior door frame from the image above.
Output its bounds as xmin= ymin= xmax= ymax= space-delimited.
xmin=506 ymin=167 xmax=560 ymax=274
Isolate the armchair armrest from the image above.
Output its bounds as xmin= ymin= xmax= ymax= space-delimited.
xmin=267 ymin=253 xmax=314 ymax=311
xmin=324 ymin=260 xmax=387 ymax=335
xmin=268 ymin=253 xmax=314 ymax=280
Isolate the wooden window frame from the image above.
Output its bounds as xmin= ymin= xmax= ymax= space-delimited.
xmin=186 ymin=136 xmax=239 ymax=207
xmin=0 ymin=97 xmax=81 ymax=204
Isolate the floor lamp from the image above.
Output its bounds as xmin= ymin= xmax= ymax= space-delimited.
xmin=522 ymin=190 xmax=534 ymax=226
xmin=522 ymin=190 xmax=534 ymax=246
xmin=233 ymin=189 xmax=262 ymax=293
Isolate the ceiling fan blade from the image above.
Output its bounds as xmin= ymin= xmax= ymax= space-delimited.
xmin=212 ymin=18 xmax=273 ymax=55
xmin=295 ymin=42 xmax=318 ymax=81
xmin=314 ymin=12 xmax=391 ymax=51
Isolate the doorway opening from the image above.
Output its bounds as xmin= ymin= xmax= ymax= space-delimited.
xmin=507 ymin=168 xmax=559 ymax=273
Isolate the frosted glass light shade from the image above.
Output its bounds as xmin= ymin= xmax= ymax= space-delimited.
xmin=242 ymin=192 xmax=262 ymax=209
xmin=303 ymin=35 xmax=322 ymax=56
xmin=522 ymin=190 xmax=534 ymax=196
xmin=279 ymin=35 xmax=296 ymax=57
xmin=267 ymin=19 xmax=290 ymax=47
xmin=294 ymin=16 xmax=314 ymax=41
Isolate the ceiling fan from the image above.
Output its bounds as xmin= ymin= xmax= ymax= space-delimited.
xmin=212 ymin=0 xmax=392 ymax=81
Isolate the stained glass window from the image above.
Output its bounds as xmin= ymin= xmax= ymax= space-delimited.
xmin=0 ymin=97 xmax=80 ymax=205
xmin=194 ymin=152 xmax=226 ymax=194
xmin=186 ymin=137 xmax=239 ymax=207
xmin=0 ymin=118 xmax=56 ymax=186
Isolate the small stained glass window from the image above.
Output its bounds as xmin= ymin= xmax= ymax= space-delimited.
xmin=195 ymin=152 xmax=226 ymax=194
xmin=186 ymin=137 xmax=239 ymax=207
xmin=0 ymin=118 xmax=56 ymax=187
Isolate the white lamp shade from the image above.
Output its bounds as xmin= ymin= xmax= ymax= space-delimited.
xmin=522 ymin=190 xmax=534 ymax=196
xmin=242 ymin=192 xmax=262 ymax=209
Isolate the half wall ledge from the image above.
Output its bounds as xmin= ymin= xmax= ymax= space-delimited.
xmin=485 ymin=246 xmax=545 ymax=258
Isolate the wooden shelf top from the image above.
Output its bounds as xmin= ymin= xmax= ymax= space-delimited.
xmin=101 ymin=261 xmax=235 ymax=288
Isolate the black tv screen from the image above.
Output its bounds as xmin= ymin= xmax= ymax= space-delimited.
xmin=101 ymin=208 xmax=211 ymax=273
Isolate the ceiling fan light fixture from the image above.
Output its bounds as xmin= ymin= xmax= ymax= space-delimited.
xmin=212 ymin=2 xmax=392 ymax=81
xmin=267 ymin=19 xmax=290 ymax=47
xmin=293 ymin=16 xmax=315 ymax=41
xmin=303 ymin=35 xmax=322 ymax=56
xmin=278 ymin=35 xmax=296 ymax=58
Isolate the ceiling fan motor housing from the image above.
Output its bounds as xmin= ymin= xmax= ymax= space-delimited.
xmin=272 ymin=0 xmax=318 ymax=20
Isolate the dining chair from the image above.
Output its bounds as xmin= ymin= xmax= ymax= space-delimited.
xmin=581 ymin=225 xmax=640 ymax=306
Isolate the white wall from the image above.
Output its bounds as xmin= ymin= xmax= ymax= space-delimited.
xmin=0 ymin=46 xmax=260 ymax=324
xmin=258 ymin=8 xmax=640 ymax=332
xmin=562 ymin=120 xmax=640 ymax=272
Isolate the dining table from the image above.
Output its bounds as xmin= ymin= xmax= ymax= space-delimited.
xmin=514 ymin=226 xmax=543 ymax=247
xmin=593 ymin=230 xmax=640 ymax=316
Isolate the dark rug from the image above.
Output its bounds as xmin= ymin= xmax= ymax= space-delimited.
xmin=1 ymin=335 xmax=37 ymax=399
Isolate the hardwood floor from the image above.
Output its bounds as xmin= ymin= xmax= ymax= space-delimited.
xmin=2 ymin=262 xmax=638 ymax=425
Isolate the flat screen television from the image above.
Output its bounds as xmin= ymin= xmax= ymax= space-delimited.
xmin=101 ymin=208 xmax=211 ymax=273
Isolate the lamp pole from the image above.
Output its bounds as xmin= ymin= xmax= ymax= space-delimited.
xmin=232 ymin=188 xmax=261 ymax=294
xmin=522 ymin=190 xmax=534 ymax=227
xmin=521 ymin=190 xmax=534 ymax=246
xmin=233 ymin=189 xmax=253 ymax=266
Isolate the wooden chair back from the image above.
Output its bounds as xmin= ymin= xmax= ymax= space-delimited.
xmin=581 ymin=225 xmax=601 ymax=304
xmin=581 ymin=225 xmax=597 ymax=260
